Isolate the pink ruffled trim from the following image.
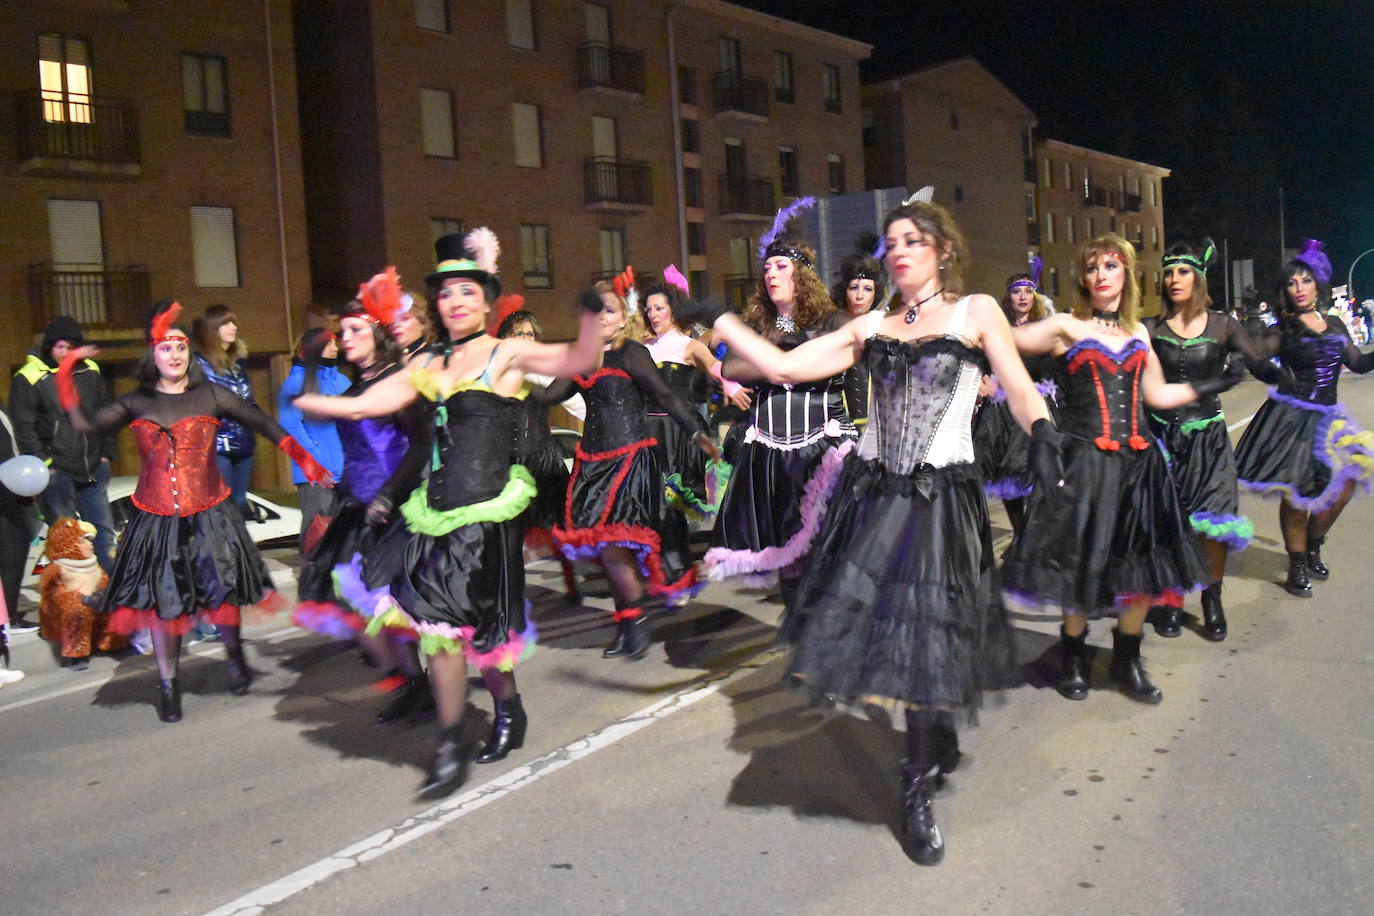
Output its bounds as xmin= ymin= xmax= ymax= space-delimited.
xmin=704 ymin=439 xmax=855 ymax=580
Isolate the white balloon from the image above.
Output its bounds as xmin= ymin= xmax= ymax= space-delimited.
xmin=0 ymin=455 xmax=50 ymax=497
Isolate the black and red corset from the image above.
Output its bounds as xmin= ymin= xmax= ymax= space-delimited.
xmin=1059 ymin=338 xmax=1151 ymax=452
xmin=130 ymin=416 xmax=230 ymax=515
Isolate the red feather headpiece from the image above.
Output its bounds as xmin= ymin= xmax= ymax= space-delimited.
xmin=348 ymin=267 xmax=404 ymax=327
xmin=149 ymin=302 xmax=185 ymax=344
xmin=489 ymin=294 xmax=526 ymax=336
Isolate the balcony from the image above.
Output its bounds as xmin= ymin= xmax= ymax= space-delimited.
xmin=719 ymin=176 xmax=775 ymax=221
xmin=1083 ymin=184 xmax=1109 ymax=208
xmin=15 ymin=91 xmax=141 ymax=179
xmin=583 ymin=158 xmax=652 ymax=212
xmin=28 ymin=265 xmax=151 ymax=330
xmin=712 ymin=71 xmax=769 ymax=121
xmin=576 ymin=42 xmax=645 ymax=97
xmin=724 ymin=274 xmax=755 ymax=311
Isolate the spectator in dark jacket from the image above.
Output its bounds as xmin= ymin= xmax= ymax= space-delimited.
xmin=9 ymin=315 xmax=116 ymax=571
xmin=277 ymin=327 xmax=348 ymax=544
xmin=192 ymin=305 xmax=255 ymax=512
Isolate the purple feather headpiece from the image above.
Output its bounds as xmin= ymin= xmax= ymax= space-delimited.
xmin=1294 ymin=238 xmax=1332 ymax=286
xmin=1007 ymin=255 xmax=1044 ymax=293
xmin=758 ymin=196 xmax=816 ymax=267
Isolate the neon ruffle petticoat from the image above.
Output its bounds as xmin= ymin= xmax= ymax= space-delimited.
xmin=1236 ymin=390 xmax=1374 ymax=512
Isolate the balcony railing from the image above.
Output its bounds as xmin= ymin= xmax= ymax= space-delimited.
xmin=719 ymin=176 xmax=775 ymax=219
xmin=584 ymin=157 xmax=652 ymax=210
xmin=724 ymin=275 xmax=755 ymax=311
xmin=576 ymin=42 xmax=645 ymax=96
xmin=1083 ymin=185 xmax=1109 ymax=208
xmin=15 ymin=91 xmax=140 ymax=175
xmin=713 ymin=71 xmax=769 ymax=119
xmin=28 ymin=265 xmax=151 ymax=330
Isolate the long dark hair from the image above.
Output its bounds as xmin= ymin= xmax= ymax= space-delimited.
xmin=1160 ymin=241 xmax=1214 ymax=321
xmin=135 ymin=329 xmax=205 ymax=391
xmin=294 ymin=326 xmax=335 ymax=395
xmin=1277 ymin=259 xmax=1331 ymax=318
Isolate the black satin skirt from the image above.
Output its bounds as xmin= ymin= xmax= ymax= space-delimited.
xmin=1002 ymin=438 xmax=1208 ymax=616
xmin=650 ymin=411 xmax=708 ymax=502
xmin=973 ymin=397 xmax=1032 ymax=501
xmin=101 ymin=499 xmax=272 ymax=621
xmin=554 ymin=438 xmax=695 ymax=595
xmin=1148 ymin=414 xmax=1252 ymax=551
xmin=519 ymin=438 xmax=571 ymax=533
xmin=786 ymin=458 xmax=1013 ymax=717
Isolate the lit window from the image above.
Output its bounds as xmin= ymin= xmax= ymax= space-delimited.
xmin=420 ymin=88 xmax=455 ymax=157
xmin=506 ymin=0 xmax=535 ymax=50
xmin=512 ymin=102 xmax=542 ymax=168
xmin=190 ymin=206 xmax=239 ymax=288
xmin=521 ymin=223 xmax=552 ymax=288
xmin=182 ymin=53 xmax=229 ymax=137
xmin=415 ymin=0 xmax=448 ymax=32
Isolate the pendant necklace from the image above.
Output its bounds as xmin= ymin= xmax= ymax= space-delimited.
xmin=903 ymin=288 xmax=945 ymax=325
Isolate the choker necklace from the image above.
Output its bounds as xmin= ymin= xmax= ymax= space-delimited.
xmin=361 ymin=359 xmax=396 ymax=381
xmin=902 ymin=288 xmax=945 ymax=325
xmin=1091 ymin=308 xmax=1121 ymax=330
xmin=775 ymin=315 xmax=797 ymax=333
xmin=449 ymin=329 xmax=486 ymax=348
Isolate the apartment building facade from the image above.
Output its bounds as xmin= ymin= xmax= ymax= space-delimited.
xmin=862 ymin=57 xmax=1038 ymax=299
xmin=0 ymin=0 xmax=311 ymax=483
xmin=1032 ymin=138 xmax=1171 ymax=315
xmin=294 ymin=0 xmax=870 ymax=337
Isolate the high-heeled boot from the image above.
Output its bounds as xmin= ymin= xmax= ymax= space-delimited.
xmin=603 ymin=606 xmax=651 ymax=660
xmin=1200 ymin=583 xmax=1227 ymax=642
xmin=1146 ymin=605 xmax=1182 ymax=638
xmin=1056 ymin=626 xmax=1091 ymax=701
xmin=1305 ymin=536 xmax=1330 ymax=581
xmin=158 ymin=678 xmax=183 ymax=723
xmin=225 ymin=642 xmax=252 ymax=696
xmin=417 ymin=724 xmax=471 ymax=799
xmin=1284 ymin=552 xmax=1312 ymax=597
xmin=375 ymin=674 xmax=433 ymax=725
xmin=476 ymin=693 xmax=527 ymax=763
xmin=1108 ymin=629 xmax=1163 ymax=704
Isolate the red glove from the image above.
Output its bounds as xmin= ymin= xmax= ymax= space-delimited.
xmin=56 ymin=350 xmax=83 ymax=411
xmin=279 ymin=436 xmax=335 ymax=487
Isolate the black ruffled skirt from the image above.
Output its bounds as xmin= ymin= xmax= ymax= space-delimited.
xmin=554 ymin=437 xmax=696 ymax=597
xmin=650 ymin=411 xmax=708 ymax=503
xmin=520 ymin=438 xmax=571 ymax=553
xmin=103 ymin=499 xmax=274 ymax=632
xmin=786 ymin=458 xmax=1013 ymax=717
xmin=1234 ymin=392 xmax=1374 ymax=513
xmin=1001 ymin=438 xmax=1208 ymax=616
xmin=293 ymin=495 xmax=408 ymax=638
xmin=1148 ymin=413 xmax=1252 ymax=551
xmin=973 ymin=398 xmax=1032 ymax=500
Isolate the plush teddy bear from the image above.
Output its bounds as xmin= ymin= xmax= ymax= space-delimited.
xmin=39 ymin=518 xmax=126 ymax=669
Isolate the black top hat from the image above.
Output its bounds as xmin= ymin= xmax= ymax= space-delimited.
xmin=425 ymin=230 xmax=500 ymax=292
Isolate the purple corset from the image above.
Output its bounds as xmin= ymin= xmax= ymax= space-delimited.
xmin=338 ymin=416 xmax=410 ymax=503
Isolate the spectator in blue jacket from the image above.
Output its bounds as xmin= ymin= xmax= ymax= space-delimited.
xmin=192 ymin=305 xmax=256 ymax=513
xmin=278 ymin=327 xmax=347 ymax=544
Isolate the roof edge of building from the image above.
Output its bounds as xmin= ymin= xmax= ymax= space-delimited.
xmin=685 ymin=0 xmax=873 ymax=58
xmin=1038 ymin=138 xmax=1172 ymax=176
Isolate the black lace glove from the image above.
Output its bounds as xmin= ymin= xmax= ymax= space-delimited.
xmin=366 ymin=494 xmax=394 ymax=526
xmin=1029 ymin=419 xmax=1065 ymax=491
xmin=673 ymin=296 xmax=731 ymax=329
xmin=1191 ymin=362 xmax=1245 ymax=399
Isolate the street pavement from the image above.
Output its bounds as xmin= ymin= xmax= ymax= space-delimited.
xmin=2 ymin=377 xmax=1372 ymax=915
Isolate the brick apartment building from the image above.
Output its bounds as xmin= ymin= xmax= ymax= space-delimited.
xmin=1031 ymin=138 xmax=1171 ymax=315
xmin=294 ymin=0 xmax=871 ymax=338
xmin=0 ymin=0 xmax=311 ymax=485
xmin=862 ymin=58 xmax=1038 ymax=299
xmin=862 ymin=57 xmax=1171 ymax=314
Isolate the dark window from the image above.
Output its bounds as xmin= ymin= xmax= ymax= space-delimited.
xmin=954 ymin=184 xmax=964 ymax=203
xmin=684 ymin=167 xmax=702 ymax=207
xmin=778 ymin=146 xmax=799 ymax=197
xmin=520 ymin=223 xmax=552 ymax=289
xmin=822 ymin=64 xmax=841 ymax=114
xmin=681 ymin=118 xmax=699 ymax=154
xmin=862 ymin=106 xmax=876 ymax=149
xmin=719 ymin=36 xmax=741 ymax=75
xmin=774 ymin=51 xmax=794 ymax=104
xmin=678 ymin=66 xmax=696 ymax=105
xmin=182 ymin=52 xmax=229 ymax=137
xmin=687 ymin=221 xmax=705 ymax=256
xmin=1050 ymin=267 xmax=1060 ymax=297
xmin=690 ymin=270 xmax=708 ymax=299
xmin=415 ymin=0 xmax=448 ymax=32
xmin=827 ymin=154 xmax=845 ymax=195
xmin=599 ymin=227 xmax=627 ymax=275
xmin=430 ymin=217 xmax=463 ymax=246
xmin=949 ymin=107 xmax=959 ymax=131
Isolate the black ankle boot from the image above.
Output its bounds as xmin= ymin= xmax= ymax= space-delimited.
xmin=225 ymin=645 xmax=252 ymax=696
xmin=1108 ymin=629 xmax=1163 ymax=704
xmin=1285 ymin=552 xmax=1312 ymax=597
xmin=602 ymin=618 xmax=631 ymax=658
xmin=158 ymin=678 xmax=183 ymax=723
xmin=417 ymin=725 xmax=471 ymax=799
xmin=1306 ymin=537 xmax=1329 ymax=581
xmin=1200 ymin=583 xmax=1227 ymax=642
xmin=476 ymin=693 xmax=527 ymax=763
xmin=1056 ymin=626 xmax=1091 ymax=701
xmin=375 ymin=674 xmax=433 ymax=725
xmin=603 ymin=609 xmax=651 ymax=660
xmin=1146 ymin=605 xmax=1182 ymax=638
xmin=899 ymin=762 xmax=945 ymax=866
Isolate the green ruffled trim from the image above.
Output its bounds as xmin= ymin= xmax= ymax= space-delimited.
xmin=1154 ymin=335 xmax=1218 ymax=348
xmin=417 ymin=631 xmax=464 ymax=656
xmin=400 ymin=465 xmax=535 ymax=536
xmin=1190 ymin=514 xmax=1253 ymax=540
xmin=664 ymin=473 xmax=713 ymax=520
xmin=1150 ymin=411 xmax=1225 ymax=435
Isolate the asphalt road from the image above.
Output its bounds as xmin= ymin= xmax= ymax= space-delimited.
xmin=2 ymin=377 xmax=1371 ymax=915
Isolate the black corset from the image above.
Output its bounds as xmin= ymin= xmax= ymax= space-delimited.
xmin=1058 ymin=338 xmax=1152 ymax=451
xmin=427 ymin=389 xmax=517 ymax=509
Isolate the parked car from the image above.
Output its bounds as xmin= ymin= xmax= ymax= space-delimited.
xmin=24 ymin=476 xmax=301 ymax=586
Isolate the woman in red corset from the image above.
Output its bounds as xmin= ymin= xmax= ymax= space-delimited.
xmin=58 ymin=303 xmax=333 ymax=723
xmin=539 ymin=281 xmax=718 ymax=661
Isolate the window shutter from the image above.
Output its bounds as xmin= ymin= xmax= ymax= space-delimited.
xmin=420 ymin=88 xmax=454 ymax=157
xmin=190 ymin=205 xmax=239 ymax=288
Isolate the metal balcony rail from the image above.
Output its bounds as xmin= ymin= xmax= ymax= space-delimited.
xmin=712 ymin=71 xmax=769 ymax=118
xmin=576 ymin=42 xmax=646 ymax=95
xmin=28 ymin=264 xmax=151 ymax=329
xmin=583 ymin=157 xmax=652 ymax=206
xmin=718 ymin=176 xmax=775 ymax=216
xmin=15 ymin=91 xmax=140 ymax=164
xmin=724 ymin=274 xmax=755 ymax=311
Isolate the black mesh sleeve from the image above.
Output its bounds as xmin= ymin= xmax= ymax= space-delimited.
xmin=1221 ymin=314 xmax=1283 ymax=383
xmin=622 ymin=342 xmax=702 ymax=434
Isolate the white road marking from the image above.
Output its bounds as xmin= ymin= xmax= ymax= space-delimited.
xmin=1227 ymin=411 xmax=1256 ymax=432
xmin=201 ymin=678 xmax=726 ymax=916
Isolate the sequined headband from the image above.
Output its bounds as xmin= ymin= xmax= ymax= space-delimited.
xmin=1007 ymin=278 xmax=1037 ymax=292
xmin=764 ymin=242 xmax=815 ymax=271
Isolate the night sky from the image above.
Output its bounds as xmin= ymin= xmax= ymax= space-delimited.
xmin=737 ymin=0 xmax=1374 ymax=297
